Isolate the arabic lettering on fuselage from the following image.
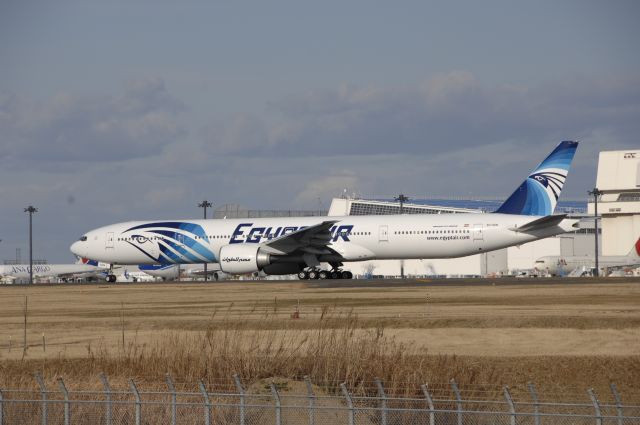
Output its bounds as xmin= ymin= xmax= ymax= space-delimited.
xmin=229 ymin=223 xmax=354 ymax=244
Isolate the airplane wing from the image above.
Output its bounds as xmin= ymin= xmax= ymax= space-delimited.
xmin=260 ymin=220 xmax=339 ymax=256
xmin=54 ymin=270 xmax=104 ymax=278
xmin=510 ymin=214 xmax=567 ymax=232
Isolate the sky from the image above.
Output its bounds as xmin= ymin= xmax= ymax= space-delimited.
xmin=1 ymin=0 xmax=639 ymax=262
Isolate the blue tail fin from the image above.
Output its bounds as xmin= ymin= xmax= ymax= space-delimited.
xmin=495 ymin=141 xmax=578 ymax=216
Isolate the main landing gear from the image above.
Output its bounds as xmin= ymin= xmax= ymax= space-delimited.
xmin=298 ymin=268 xmax=353 ymax=280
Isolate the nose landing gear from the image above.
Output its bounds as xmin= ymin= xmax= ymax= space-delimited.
xmin=106 ymin=264 xmax=117 ymax=283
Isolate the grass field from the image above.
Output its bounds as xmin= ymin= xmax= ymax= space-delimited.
xmin=1 ymin=280 xmax=639 ymax=400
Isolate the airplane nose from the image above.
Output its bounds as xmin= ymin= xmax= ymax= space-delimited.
xmin=70 ymin=241 xmax=82 ymax=256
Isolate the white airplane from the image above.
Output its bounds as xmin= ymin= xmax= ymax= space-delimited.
xmin=71 ymin=141 xmax=580 ymax=282
xmin=535 ymin=237 xmax=640 ymax=276
xmin=119 ymin=268 xmax=156 ymax=283
xmin=138 ymin=263 xmax=227 ymax=280
xmin=0 ymin=258 xmax=108 ymax=283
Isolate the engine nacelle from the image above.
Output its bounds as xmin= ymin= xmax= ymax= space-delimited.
xmin=219 ymin=244 xmax=271 ymax=274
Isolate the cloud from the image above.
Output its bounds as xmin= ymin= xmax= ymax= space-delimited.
xmin=201 ymin=72 xmax=640 ymax=159
xmin=2 ymin=71 xmax=639 ymax=264
xmin=0 ymin=77 xmax=186 ymax=162
xmin=201 ymin=113 xmax=268 ymax=154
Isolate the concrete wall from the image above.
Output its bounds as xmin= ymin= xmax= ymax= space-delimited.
xmin=602 ymin=215 xmax=640 ymax=256
xmin=558 ymin=233 xmax=599 ymax=257
xmin=595 ymin=150 xmax=640 ymax=190
xmin=506 ymin=238 xmax=561 ymax=272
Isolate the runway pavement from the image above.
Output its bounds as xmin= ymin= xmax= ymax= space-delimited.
xmin=306 ymin=275 xmax=640 ymax=288
xmin=7 ymin=275 xmax=640 ymax=288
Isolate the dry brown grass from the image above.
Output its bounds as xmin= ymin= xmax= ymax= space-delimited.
xmin=0 ymin=317 xmax=638 ymax=402
xmin=0 ymin=281 xmax=639 ymax=401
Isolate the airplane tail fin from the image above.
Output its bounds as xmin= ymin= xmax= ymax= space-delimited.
xmin=495 ymin=141 xmax=578 ymax=216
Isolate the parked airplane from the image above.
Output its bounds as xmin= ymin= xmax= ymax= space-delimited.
xmin=71 ymin=141 xmax=579 ymax=282
xmin=137 ymin=264 xmax=179 ymax=280
xmin=0 ymin=258 xmax=108 ymax=283
xmin=138 ymin=263 xmax=227 ymax=280
xmin=120 ymin=268 xmax=156 ymax=283
xmin=535 ymin=237 xmax=640 ymax=276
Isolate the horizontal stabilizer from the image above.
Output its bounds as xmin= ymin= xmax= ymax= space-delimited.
xmin=510 ymin=214 xmax=567 ymax=232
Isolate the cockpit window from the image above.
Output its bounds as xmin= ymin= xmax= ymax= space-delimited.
xmin=79 ymin=236 xmax=88 ymax=241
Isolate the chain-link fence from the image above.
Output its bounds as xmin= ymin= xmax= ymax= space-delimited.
xmin=0 ymin=374 xmax=638 ymax=425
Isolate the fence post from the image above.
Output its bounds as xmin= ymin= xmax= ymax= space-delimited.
xmin=587 ymin=388 xmax=603 ymax=425
xmin=0 ymin=386 xmax=4 ymax=425
xmin=304 ymin=375 xmax=315 ymax=425
xmin=375 ymin=378 xmax=387 ymax=425
xmin=35 ymin=372 xmax=47 ymax=425
xmin=58 ymin=377 xmax=70 ymax=425
xmin=166 ymin=374 xmax=177 ymax=425
xmin=527 ymin=382 xmax=540 ymax=425
xmin=270 ymin=383 xmax=282 ymax=425
xmin=99 ymin=373 xmax=112 ymax=425
xmin=340 ymin=383 xmax=355 ymax=425
xmin=610 ymin=383 xmax=623 ymax=425
xmin=420 ymin=384 xmax=435 ymax=425
xmin=503 ymin=386 xmax=516 ymax=425
xmin=450 ymin=379 xmax=462 ymax=425
xmin=233 ymin=374 xmax=245 ymax=425
xmin=199 ymin=381 xmax=212 ymax=425
xmin=129 ymin=379 xmax=141 ymax=425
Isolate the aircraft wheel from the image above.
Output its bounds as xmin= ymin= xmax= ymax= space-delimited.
xmin=308 ymin=270 xmax=319 ymax=280
xmin=330 ymin=271 xmax=340 ymax=279
xmin=298 ymin=271 xmax=309 ymax=280
xmin=108 ymin=274 xmax=117 ymax=283
xmin=342 ymin=271 xmax=353 ymax=279
xmin=319 ymin=270 xmax=329 ymax=280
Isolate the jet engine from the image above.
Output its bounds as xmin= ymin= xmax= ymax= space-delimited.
xmin=219 ymin=244 xmax=271 ymax=274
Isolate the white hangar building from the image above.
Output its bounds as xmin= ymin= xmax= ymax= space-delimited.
xmin=588 ymin=149 xmax=640 ymax=256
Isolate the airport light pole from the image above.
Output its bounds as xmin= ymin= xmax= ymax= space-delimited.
xmin=588 ymin=188 xmax=601 ymax=277
xmin=24 ymin=206 xmax=38 ymax=284
xmin=198 ymin=200 xmax=213 ymax=282
xmin=394 ymin=194 xmax=409 ymax=279
xmin=394 ymin=194 xmax=409 ymax=215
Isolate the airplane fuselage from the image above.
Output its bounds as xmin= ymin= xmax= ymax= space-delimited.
xmin=71 ymin=213 xmax=577 ymax=267
xmin=0 ymin=264 xmax=107 ymax=280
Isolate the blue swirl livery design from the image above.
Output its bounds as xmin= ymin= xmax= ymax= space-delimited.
xmin=123 ymin=221 xmax=216 ymax=264
xmin=495 ymin=141 xmax=578 ymax=216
